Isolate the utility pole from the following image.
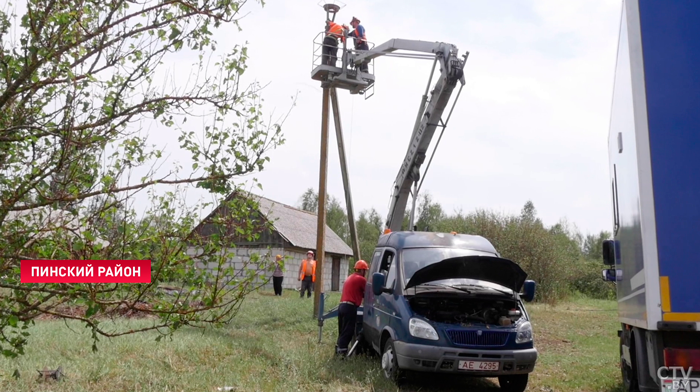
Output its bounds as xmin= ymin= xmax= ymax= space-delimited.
xmin=313 ymin=1 xmax=344 ymax=318
xmin=313 ymin=86 xmax=330 ymax=318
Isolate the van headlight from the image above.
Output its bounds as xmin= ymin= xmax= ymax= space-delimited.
xmin=409 ymin=318 xmax=439 ymax=341
xmin=515 ymin=321 xmax=533 ymax=344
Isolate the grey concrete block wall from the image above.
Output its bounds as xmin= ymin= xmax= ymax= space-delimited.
xmin=277 ymin=250 xmax=349 ymax=292
xmin=184 ymin=246 xmax=349 ymax=292
xmin=185 ymin=246 xmax=281 ymax=286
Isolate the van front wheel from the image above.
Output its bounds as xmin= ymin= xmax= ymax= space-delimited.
xmin=381 ymin=338 xmax=405 ymax=382
xmin=498 ymin=374 xmax=528 ymax=392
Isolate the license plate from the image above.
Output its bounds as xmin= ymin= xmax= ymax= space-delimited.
xmin=457 ymin=360 xmax=499 ymax=371
xmin=662 ymin=378 xmax=700 ymax=392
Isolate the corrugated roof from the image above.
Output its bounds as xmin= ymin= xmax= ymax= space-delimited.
xmin=251 ymin=194 xmax=353 ymax=257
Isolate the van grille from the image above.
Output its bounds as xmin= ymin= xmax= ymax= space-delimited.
xmin=446 ymin=330 xmax=509 ymax=347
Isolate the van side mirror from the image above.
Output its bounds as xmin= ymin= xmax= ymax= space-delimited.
xmin=602 ymin=240 xmax=616 ymax=266
xmin=372 ymin=273 xmax=385 ymax=296
xmin=522 ymin=280 xmax=536 ymax=302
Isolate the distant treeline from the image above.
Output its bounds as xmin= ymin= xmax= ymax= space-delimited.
xmin=298 ymin=188 xmax=615 ymax=304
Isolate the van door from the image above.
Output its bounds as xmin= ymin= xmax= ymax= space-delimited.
xmin=373 ymin=249 xmax=398 ymax=348
xmin=363 ymin=249 xmax=384 ymax=349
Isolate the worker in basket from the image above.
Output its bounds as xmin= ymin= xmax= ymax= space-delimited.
xmin=347 ymin=16 xmax=369 ymax=72
xmin=323 ymin=19 xmax=347 ymax=66
xmin=335 ymin=259 xmax=369 ymax=356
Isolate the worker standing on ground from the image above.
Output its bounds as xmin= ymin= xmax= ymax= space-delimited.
xmin=335 ymin=260 xmax=369 ymax=356
xmin=322 ymin=19 xmax=346 ymax=66
xmin=348 ymin=16 xmax=369 ymax=72
xmin=272 ymin=255 xmax=284 ymax=296
xmin=298 ymin=251 xmax=316 ymax=298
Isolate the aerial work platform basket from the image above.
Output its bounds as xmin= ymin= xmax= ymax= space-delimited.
xmin=311 ymin=31 xmax=376 ymax=98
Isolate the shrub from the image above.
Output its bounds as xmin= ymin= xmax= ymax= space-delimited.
xmin=568 ymin=259 xmax=616 ymax=300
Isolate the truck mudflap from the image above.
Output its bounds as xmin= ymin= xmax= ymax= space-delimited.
xmin=393 ymin=340 xmax=537 ymax=376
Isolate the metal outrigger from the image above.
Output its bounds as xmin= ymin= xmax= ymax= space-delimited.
xmin=317 ymin=293 xmax=366 ymax=357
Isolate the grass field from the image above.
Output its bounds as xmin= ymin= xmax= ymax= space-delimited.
xmin=0 ymin=290 xmax=623 ymax=392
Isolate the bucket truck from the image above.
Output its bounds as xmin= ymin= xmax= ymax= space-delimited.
xmin=313 ymin=11 xmax=539 ymax=391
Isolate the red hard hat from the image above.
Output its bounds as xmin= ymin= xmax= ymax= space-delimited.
xmin=354 ymin=260 xmax=369 ymax=270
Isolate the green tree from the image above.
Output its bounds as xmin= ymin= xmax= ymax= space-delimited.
xmin=85 ymin=194 xmax=128 ymax=240
xmin=295 ymin=189 xmax=616 ymax=302
xmin=400 ymin=210 xmax=410 ymax=231
xmin=299 ymin=188 xmax=318 ymax=213
xmin=327 ymin=197 xmax=349 ymax=243
xmin=582 ymin=231 xmax=612 ymax=260
xmin=356 ymin=208 xmax=383 ymax=264
xmin=297 ymin=188 xmax=349 ymax=244
xmin=520 ymin=200 xmax=542 ymax=226
xmin=414 ymin=192 xmax=445 ymax=231
xmin=434 ymin=199 xmax=591 ymax=303
xmin=0 ymin=0 xmax=293 ymax=357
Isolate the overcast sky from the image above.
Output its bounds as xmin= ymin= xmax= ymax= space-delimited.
xmin=134 ymin=0 xmax=624 ymax=237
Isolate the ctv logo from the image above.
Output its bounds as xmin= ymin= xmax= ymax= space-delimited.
xmin=658 ymin=367 xmax=697 ymax=391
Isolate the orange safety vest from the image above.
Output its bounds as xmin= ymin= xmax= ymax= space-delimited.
xmin=300 ymin=259 xmax=317 ymax=282
xmin=327 ymin=22 xmax=346 ymax=43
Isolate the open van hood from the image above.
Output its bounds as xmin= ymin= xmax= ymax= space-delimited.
xmin=404 ymin=255 xmax=528 ymax=293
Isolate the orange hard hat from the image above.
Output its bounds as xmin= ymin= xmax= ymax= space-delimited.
xmin=354 ymin=260 xmax=369 ymax=270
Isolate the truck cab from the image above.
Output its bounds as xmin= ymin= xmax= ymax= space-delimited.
xmin=362 ymin=230 xmax=538 ymax=391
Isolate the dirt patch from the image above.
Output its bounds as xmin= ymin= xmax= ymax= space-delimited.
xmin=35 ymin=302 xmax=156 ymax=321
xmin=35 ymin=304 xmax=87 ymax=320
xmin=257 ymin=291 xmax=278 ymax=297
xmin=536 ymin=333 xmax=572 ymax=353
xmin=108 ymin=301 xmax=155 ymax=319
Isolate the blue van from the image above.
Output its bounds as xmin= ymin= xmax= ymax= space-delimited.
xmin=362 ymin=231 xmax=538 ymax=391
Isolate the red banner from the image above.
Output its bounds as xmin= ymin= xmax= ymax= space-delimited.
xmin=20 ymin=260 xmax=151 ymax=283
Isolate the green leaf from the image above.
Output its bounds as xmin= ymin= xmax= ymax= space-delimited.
xmin=168 ymin=27 xmax=181 ymax=40
xmin=85 ymin=304 xmax=100 ymax=318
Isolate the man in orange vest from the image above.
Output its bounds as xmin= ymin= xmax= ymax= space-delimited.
xmin=298 ymin=250 xmax=316 ymax=298
xmin=322 ymin=19 xmax=347 ymax=66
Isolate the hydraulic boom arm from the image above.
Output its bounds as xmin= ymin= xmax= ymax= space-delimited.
xmin=351 ymin=39 xmax=468 ymax=231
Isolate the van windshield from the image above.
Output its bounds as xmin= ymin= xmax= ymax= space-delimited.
xmin=401 ymin=247 xmax=496 ymax=286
